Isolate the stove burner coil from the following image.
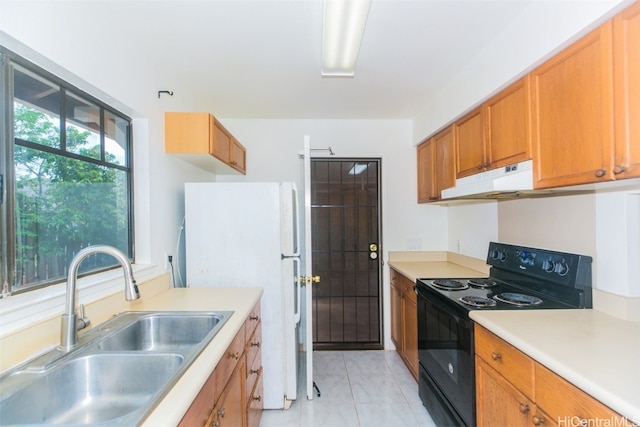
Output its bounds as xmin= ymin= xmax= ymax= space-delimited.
xmin=494 ymin=292 xmax=543 ymax=306
xmin=430 ymin=279 xmax=469 ymax=291
xmin=467 ymin=278 xmax=498 ymax=289
xmin=458 ymin=295 xmax=497 ymax=308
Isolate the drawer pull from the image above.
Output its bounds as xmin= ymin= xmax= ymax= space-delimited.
xmin=532 ymin=415 xmax=546 ymax=426
xmin=250 ymin=367 xmax=262 ymax=375
xmin=217 ymin=407 xmax=225 ymax=417
xmin=229 ymin=352 xmax=240 ymax=360
xmin=519 ymin=403 xmax=530 ymax=414
xmin=491 ymin=352 xmax=502 ymax=361
xmin=251 ymin=341 xmax=261 ymax=348
xmin=250 ymin=315 xmax=259 ymax=321
xmin=253 ymin=395 xmax=262 ymax=402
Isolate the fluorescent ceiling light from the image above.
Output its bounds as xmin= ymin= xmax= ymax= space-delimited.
xmin=322 ymin=0 xmax=371 ymax=77
xmin=348 ymin=163 xmax=368 ymax=175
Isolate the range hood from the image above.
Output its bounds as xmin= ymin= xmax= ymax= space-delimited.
xmin=441 ymin=160 xmax=535 ymax=199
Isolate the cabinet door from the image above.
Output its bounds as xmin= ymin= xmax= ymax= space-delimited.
xmin=230 ymin=137 xmax=246 ymax=173
xmin=613 ymin=2 xmax=640 ymax=179
xmin=212 ymin=120 xmax=232 ymax=163
xmin=417 ymin=139 xmax=437 ymax=203
xmin=403 ymin=296 xmax=418 ymax=380
xmin=476 ymin=356 xmax=533 ymax=427
xmin=214 ymin=359 xmax=245 ymax=427
xmin=531 ymin=22 xmax=614 ymax=188
xmin=455 ymin=108 xmax=485 ymax=178
xmin=484 ymin=77 xmax=532 ymax=169
xmin=435 ymin=126 xmax=456 ymax=193
xmin=390 ymin=278 xmax=403 ymax=350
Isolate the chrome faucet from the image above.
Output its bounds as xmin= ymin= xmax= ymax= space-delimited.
xmin=60 ymin=245 xmax=139 ymax=350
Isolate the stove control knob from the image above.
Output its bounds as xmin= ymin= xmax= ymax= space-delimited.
xmin=490 ymin=250 xmax=507 ymax=262
xmin=555 ymin=260 xmax=570 ymax=276
xmin=542 ymin=259 xmax=555 ymax=273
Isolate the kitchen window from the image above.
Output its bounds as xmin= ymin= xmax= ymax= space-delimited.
xmin=0 ymin=48 xmax=134 ymax=296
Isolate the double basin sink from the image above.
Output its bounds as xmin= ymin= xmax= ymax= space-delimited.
xmin=0 ymin=310 xmax=233 ymax=426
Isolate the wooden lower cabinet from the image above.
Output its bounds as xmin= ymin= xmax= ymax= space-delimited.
xmin=179 ymin=301 xmax=262 ymax=427
xmin=475 ymin=324 xmax=632 ymax=426
xmin=390 ymin=268 xmax=418 ymax=380
xmin=476 ymin=356 xmax=535 ymax=427
xmin=207 ymin=359 xmax=245 ymax=427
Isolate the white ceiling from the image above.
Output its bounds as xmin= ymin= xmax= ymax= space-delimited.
xmin=0 ymin=0 xmax=623 ymax=120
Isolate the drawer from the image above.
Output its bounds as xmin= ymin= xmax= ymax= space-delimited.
xmin=391 ymin=268 xmax=417 ymax=304
xmin=212 ymin=323 xmax=246 ymax=392
xmin=245 ymin=322 xmax=262 ymax=374
xmin=245 ymin=301 xmax=261 ymax=340
xmin=535 ymin=363 xmax=633 ymax=426
xmin=246 ymin=373 xmax=263 ymax=427
xmin=474 ymin=324 xmax=534 ymax=398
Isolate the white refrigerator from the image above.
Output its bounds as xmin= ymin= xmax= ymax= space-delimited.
xmin=184 ymin=182 xmax=301 ymax=409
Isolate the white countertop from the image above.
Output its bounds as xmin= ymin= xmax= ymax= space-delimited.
xmin=470 ymin=309 xmax=640 ymax=422
xmin=388 ymin=261 xmax=488 ymax=282
xmin=130 ymin=287 xmax=263 ymax=426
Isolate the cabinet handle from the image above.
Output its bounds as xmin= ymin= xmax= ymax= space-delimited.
xmin=532 ymin=415 xmax=546 ymax=426
xmin=428 ymin=197 xmax=438 ymax=201
xmin=253 ymin=395 xmax=262 ymax=402
xmin=595 ymin=168 xmax=607 ymax=178
xmin=519 ymin=403 xmax=530 ymax=414
xmin=217 ymin=407 xmax=225 ymax=418
xmin=251 ymin=367 xmax=262 ymax=375
xmin=251 ymin=341 xmax=261 ymax=348
xmin=491 ymin=352 xmax=502 ymax=361
xmin=250 ymin=315 xmax=259 ymax=321
xmin=484 ymin=163 xmax=491 ymax=168
xmin=613 ymin=165 xmax=627 ymax=175
xmin=477 ymin=164 xmax=484 ymax=170
xmin=230 ymin=160 xmax=237 ymax=165
xmin=229 ymin=351 xmax=240 ymax=360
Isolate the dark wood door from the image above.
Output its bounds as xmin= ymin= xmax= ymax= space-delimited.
xmin=310 ymin=159 xmax=382 ymax=350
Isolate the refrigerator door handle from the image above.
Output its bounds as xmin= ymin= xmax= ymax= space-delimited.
xmin=292 ymin=185 xmax=301 ymax=257
xmin=293 ymin=257 xmax=301 ymax=324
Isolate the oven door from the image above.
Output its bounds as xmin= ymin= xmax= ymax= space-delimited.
xmin=417 ymin=285 xmax=475 ymax=427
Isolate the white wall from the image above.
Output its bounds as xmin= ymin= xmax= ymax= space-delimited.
xmin=217 ymin=118 xmax=447 ymax=349
xmin=412 ymin=0 xmax=631 ymax=141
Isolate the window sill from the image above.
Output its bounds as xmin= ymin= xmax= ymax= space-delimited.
xmin=0 ymin=263 xmax=163 ymax=337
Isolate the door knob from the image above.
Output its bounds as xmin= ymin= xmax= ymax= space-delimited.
xmin=369 ymin=243 xmax=378 ymax=252
xmin=300 ymin=275 xmax=321 ymax=285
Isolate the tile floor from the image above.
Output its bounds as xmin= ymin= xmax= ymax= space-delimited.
xmin=259 ymin=350 xmax=437 ymax=427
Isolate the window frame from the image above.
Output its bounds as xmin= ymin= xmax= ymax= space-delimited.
xmin=0 ymin=47 xmax=135 ymax=296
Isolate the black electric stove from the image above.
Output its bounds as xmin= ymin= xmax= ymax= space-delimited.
xmin=415 ymin=242 xmax=593 ymax=427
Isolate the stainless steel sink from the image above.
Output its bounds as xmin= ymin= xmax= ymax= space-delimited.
xmin=97 ymin=313 xmax=224 ymax=351
xmin=0 ymin=310 xmax=233 ymax=426
xmin=0 ymin=354 xmax=183 ymax=425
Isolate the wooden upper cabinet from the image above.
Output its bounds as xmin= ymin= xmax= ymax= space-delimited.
xmin=417 ymin=126 xmax=456 ymax=203
xmin=484 ymin=76 xmax=532 ymax=170
xmin=454 ymin=108 xmax=485 ymax=178
xmin=230 ymin=137 xmax=247 ymax=173
xmin=417 ymin=139 xmax=437 ymax=202
xmin=165 ymin=112 xmax=247 ymax=175
xmin=436 ymin=126 xmax=456 ymax=193
xmin=455 ymin=78 xmax=532 ymax=179
xmin=613 ymin=1 xmax=640 ymax=179
xmin=531 ymin=22 xmax=614 ymax=189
